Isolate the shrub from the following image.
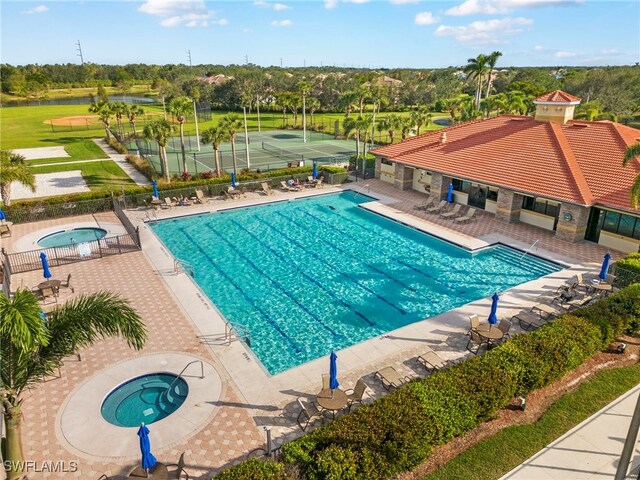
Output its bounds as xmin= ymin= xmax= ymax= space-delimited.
xmin=615 ymin=253 xmax=640 ymax=287
xmin=214 ymin=458 xmax=285 ymax=480
xmin=125 ymin=154 xmax=156 ymax=180
xmin=106 ymin=135 xmax=129 ymax=154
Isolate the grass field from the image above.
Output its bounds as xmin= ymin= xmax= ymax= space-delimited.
xmin=423 ymin=362 xmax=640 ymax=480
xmin=31 ymin=160 xmax=135 ymax=190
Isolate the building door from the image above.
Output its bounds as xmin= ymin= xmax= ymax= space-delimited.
xmin=585 ymin=208 xmax=603 ymax=242
xmin=468 ymin=185 xmax=487 ymax=210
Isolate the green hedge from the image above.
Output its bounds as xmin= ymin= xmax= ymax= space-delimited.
xmin=215 ymin=285 xmax=640 ymax=480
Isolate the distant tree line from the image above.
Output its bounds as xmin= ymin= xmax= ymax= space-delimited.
xmin=1 ymin=62 xmax=639 ymax=122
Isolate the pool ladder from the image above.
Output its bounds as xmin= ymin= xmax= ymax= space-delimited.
xmin=519 ymin=239 xmax=540 ymax=261
xmin=163 ymin=360 xmax=204 ymax=400
xmin=225 ymin=322 xmax=252 ymax=347
xmin=174 ymin=258 xmax=195 ymax=277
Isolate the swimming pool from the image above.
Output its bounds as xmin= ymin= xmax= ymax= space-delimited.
xmin=101 ymin=373 xmax=188 ymax=427
xmin=150 ymin=192 xmax=561 ymax=374
xmin=38 ymin=227 xmax=107 ymax=248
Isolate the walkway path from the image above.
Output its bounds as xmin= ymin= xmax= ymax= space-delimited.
xmin=501 ymin=383 xmax=640 ymax=479
xmin=93 ymin=138 xmax=151 ymax=186
xmin=31 ymin=158 xmax=107 ymax=167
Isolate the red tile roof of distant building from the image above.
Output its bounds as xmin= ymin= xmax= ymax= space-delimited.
xmin=534 ymin=90 xmax=582 ymax=103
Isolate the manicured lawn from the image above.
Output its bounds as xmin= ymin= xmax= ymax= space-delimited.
xmin=25 ymin=138 xmax=108 ymax=164
xmin=31 ymin=160 xmax=135 ymax=190
xmin=423 ymin=362 xmax=640 ymax=480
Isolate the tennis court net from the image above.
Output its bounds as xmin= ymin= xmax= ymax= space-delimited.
xmin=262 ymin=142 xmax=304 ymax=163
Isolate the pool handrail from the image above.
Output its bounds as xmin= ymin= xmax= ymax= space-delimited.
xmin=163 ymin=360 xmax=204 ymax=400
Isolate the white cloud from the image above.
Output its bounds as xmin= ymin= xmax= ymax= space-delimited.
xmin=533 ymin=45 xmax=545 ymax=51
xmin=391 ymin=0 xmax=419 ymax=4
xmin=23 ymin=5 xmax=48 ymax=14
xmin=344 ymin=0 xmax=371 ymax=3
xmin=138 ymin=0 xmax=225 ymax=27
xmin=324 ymin=0 xmax=369 ymax=8
xmin=554 ymin=50 xmax=576 ymax=59
xmin=435 ymin=17 xmax=533 ymax=44
xmin=271 ymin=19 xmax=293 ymax=27
xmin=415 ymin=11 xmax=437 ymax=25
xmin=273 ymin=3 xmax=291 ymax=10
xmin=254 ymin=0 xmax=291 ymax=10
xmin=446 ymin=0 xmax=581 ymax=16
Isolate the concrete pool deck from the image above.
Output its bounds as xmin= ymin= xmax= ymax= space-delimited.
xmin=5 ymin=181 xmax=617 ymax=478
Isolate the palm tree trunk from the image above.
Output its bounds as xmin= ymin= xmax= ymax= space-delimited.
xmin=131 ymin=119 xmax=137 ymax=138
xmin=485 ymin=75 xmax=493 ymax=99
xmin=159 ymin=145 xmax=169 ymax=182
xmin=355 ymin=131 xmax=360 ymax=168
xmin=213 ymin=146 xmax=221 ymax=176
xmin=1 ymin=182 xmax=12 ymax=207
xmin=389 ymin=130 xmax=395 ymax=144
xmin=4 ymin=404 xmax=26 ymax=480
xmin=179 ymin=122 xmax=188 ymax=174
xmin=282 ymin=108 xmax=286 ymax=128
xmin=361 ymin=133 xmax=368 ymax=179
xmin=231 ymin=135 xmax=238 ymax=176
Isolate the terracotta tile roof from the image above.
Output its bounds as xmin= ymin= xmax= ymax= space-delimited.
xmin=534 ymin=90 xmax=581 ymax=103
xmin=372 ymin=116 xmax=640 ymax=212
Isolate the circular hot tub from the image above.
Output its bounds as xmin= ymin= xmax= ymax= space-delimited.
xmin=37 ymin=227 xmax=107 ymax=248
xmin=101 ymin=373 xmax=189 ymax=428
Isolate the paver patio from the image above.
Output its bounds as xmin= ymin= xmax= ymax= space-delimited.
xmin=2 ymin=181 xmax=618 ymax=479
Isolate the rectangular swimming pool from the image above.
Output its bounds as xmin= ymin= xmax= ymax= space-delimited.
xmin=150 ymin=192 xmax=561 ymax=374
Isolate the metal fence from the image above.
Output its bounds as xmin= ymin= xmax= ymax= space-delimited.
xmin=2 ymin=234 xmax=140 ymax=274
xmin=610 ymin=264 xmax=640 ymax=288
xmin=112 ymin=194 xmax=140 ymax=245
xmin=3 ymin=198 xmax=113 ymax=225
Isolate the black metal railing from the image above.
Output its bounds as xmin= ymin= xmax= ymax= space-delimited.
xmin=3 ymin=198 xmax=113 ymax=225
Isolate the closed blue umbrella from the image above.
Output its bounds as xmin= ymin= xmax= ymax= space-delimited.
xmin=231 ymin=172 xmax=237 ymax=188
xmin=329 ymin=351 xmax=339 ymax=390
xmin=312 ymin=161 xmax=318 ymax=179
xmin=599 ymin=252 xmax=611 ymax=280
xmin=39 ymin=252 xmax=52 ymax=279
xmin=137 ymin=423 xmax=157 ymax=472
xmin=488 ymin=292 xmax=499 ymax=325
xmin=0 ymin=209 xmax=6 ymax=221
xmin=446 ymin=183 xmax=454 ymax=203
xmin=152 ymin=179 xmax=159 ymax=199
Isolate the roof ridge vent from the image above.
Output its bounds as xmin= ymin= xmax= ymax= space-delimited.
xmin=571 ymin=123 xmax=589 ymax=128
xmin=509 ymin=118 xmax=527 ymax=122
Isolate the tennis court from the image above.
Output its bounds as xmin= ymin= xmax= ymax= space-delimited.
xmin=125 ymin=129 xmax=370 ymax=175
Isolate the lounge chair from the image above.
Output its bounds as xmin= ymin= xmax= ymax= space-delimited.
xmin=440 ymin=204 xmax=462 ymax=219
xmin=552 ymin=290 xmax=593 ymax=310
xmin=414 ymin=195 xmax=436 ymax=211
xmin=466 ymin=330 xmax=489 ymax=355
xmin=345 ymin=379 xmax=369 ymax=411
xmin=280 ymin=181 xmax=298 ymax=192
xmin=61 ymin=273 xmax=74 ymax=293
xmin=225 ymin=186 xmax=244 ymax=199
xmin=296 ymin=397 xmax=324 ymax=431
xmin=374 ymin=366 xmax=414 ymax=391
xmin=417 ymin=351 xmax=446 ymax=373
xmin=261 ymin=182 xmax=275 ymax=195
xmin=454 ymin=208 xmax=477 ymax=223
xmin=426 ymin=200 xmax=447 ymax=214
xmin=166 ymin=452 xmax=191 ymax=479
xmin=316 ymin=177 xmax=324 ymax=188
xmin=531 ymin=301 xmax=561 ymax=319
xmin=0 ymin=223 xmax=11 ymax=237
xmin=512 ymin=310 xmax=548 ymax=330
xmin=194 ymin=189 xmax=209 ymax=204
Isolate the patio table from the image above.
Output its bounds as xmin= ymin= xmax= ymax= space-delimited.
xmin=129 ymin=462 xmax=168 ymax=479
xmin=316 ymin=388 xmax=348 ymax=418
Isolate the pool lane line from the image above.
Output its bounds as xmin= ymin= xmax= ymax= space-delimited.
xmin=299 ymin=206 xmax=468 ymax=297
xmin=273 ymin=210 xmax=435 ymax=303
xmin=177 ymin=227 xmax=304 ymax=356
xmin=234 ymin=217 xmax=378 ymax=329
xmin=203 ymin=221 xmax=345 ymax=341
xmin=253 ymin=213 xmax=406 ymax=316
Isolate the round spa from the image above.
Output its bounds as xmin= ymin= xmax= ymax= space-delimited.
xmin=101 ymin=373 xmax=189 ymax=428
xmin=37 ymin=227 xmax=107 ymax=248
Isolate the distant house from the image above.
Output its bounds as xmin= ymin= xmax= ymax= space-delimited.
xmin=197 ymin=74 xmax=233 ymax=85
xmin=372 ymin=90 xmax=640 ymax=253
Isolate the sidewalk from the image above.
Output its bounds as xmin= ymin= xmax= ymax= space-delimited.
xmin=92 ymin=137 xmax=150 ymax=186
xmin=501 ymin=383 xmax=640 ymax=479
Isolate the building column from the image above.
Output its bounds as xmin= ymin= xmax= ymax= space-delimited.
xmin=374 ymin=156 xmax=382 ymax=179
xmin=556 ymin=203 xmax=590 ymax=242
xmin=430 ymin=173 xmax=452 ymax=200
xmin=496 ymin=189 xmax=524 ymax=223
xmin=394 ymin=163 xmax=413 ymax=191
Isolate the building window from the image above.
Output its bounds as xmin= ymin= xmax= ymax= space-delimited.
xmin=451 ymin=179 xmax=470 ymax=193
xmin=381 ymin=158 xmax=393 ymax=166
xmin=522 ymin=197 xmax=560 ymax=218
xmin=487 ymin=189 xmax=498 ymax=201
xmin=600 ymin=209 xmax=640 ymax=239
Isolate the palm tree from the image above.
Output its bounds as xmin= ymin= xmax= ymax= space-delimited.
xmin=297 ymin=81 xmax=312 ymax=140
xmin=0 ymin=150 xmax=35 ymax=207
xmin=143 ymin=119 xmax=175 ymax=182
xmin=378 ymin=114 xmax=400 ymax=144
xmin=306 ymin=97 xmax=321 ymax=128
xmin=398 ymin=116 xmax=414 ymax=140
xmin=411 ymin=106 xmax=432 ymax=135
xmin=88 ymin=100 xmax=114 ymax=139
xmin=464 ymin=54 xmax=489 ymax=109
xmin=169 ymin=96 xmax=193 ymax=175
xmin=0 ymin=289 xmax=146 ymax=480
xmin=201 ymin=125 xmax=229 ymax=176
xmin=485 ymin=51 xmax=503 ymax=99
xmin=220 ymin=114 xmax=244 ymax=177
xmin=111 ymin=101 xmax=128 ymax=138
xmin=623 ymin=142 xmax=640 ymax=208
xmin=127 ymin=104 xmax=145 ymax=137
xmin=357 ymin=115 xmax=373 ymax=178
xmin=339 ymin=91 xmax=359 ymax=117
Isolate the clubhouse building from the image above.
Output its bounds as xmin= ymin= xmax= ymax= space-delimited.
xmin=371 ymin=90 xmax=640 ymax=253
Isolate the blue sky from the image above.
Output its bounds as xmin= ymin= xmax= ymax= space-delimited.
xmin=1 ymin=0 xmax=639 ymax=67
